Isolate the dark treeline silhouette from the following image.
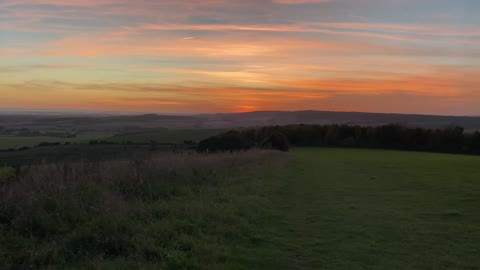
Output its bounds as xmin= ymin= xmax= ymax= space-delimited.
xmin=197 ymin=130 xmax=289 ymax=153
xmin=198 ymin=124 xmax=480 ymax=155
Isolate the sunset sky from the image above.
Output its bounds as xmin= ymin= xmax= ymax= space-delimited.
xmin=1 ymin=0 xmax=479 ymax=115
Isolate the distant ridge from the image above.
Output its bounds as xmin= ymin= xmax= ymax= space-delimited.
xmin=1 ymin=109 xmax=480 ymax=132
xmin=196 ymin=110 xmax=480 ymax=131
xmin=0 ymin=108 xmax=137 ymax=116
xmin=203 ymin=110 xmax=479 ymax=118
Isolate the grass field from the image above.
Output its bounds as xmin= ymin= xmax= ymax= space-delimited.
xmin=106 ymin=129 xmax=224 ymax=144
xmin=0 ymin=133 xmax=112 ymax=150
xmin=0 ymin=151 xmax=287 ymax=269
xmin=244 ymin=148 xmax=480 ymax=269
xmin=1 ymin=148 xmax=479 ymax=269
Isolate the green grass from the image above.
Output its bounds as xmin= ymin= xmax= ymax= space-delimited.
xmin=106 ymin=129 xmax=225 ymax=144
xmin=243 ymin=148 xmax=480 ymax=269
xmin=0 ymin=166 xmax=14 ymax=179
xmin=0 ymin=151 xmax=287 ymax=269
xmin=0 ymin=133 xmax=111 ymax=150
xmin=1 ymin=148 xmax=480 ymax=269
xmin=0 ymin=167 xmax=12 ymax=174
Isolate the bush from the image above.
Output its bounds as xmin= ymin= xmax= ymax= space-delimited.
xmin=262 ymin=131 xmax=289 ymax=152
xmin=197 ymin=130 xmax=252 ymax=153
xmin=37 ymin=142 xmax=61 ymax=147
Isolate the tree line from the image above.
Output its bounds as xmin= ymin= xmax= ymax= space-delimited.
xmin=197 ymin=124 xmax=480 ymax=155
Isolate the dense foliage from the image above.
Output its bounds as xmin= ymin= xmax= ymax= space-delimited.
xmin=198 ymin=124 xmax=480 ymax=155
xmin=197 ymin=131 xmax=253 ymax=153
xmin=197 ymin=130 xmax=289 ymax=153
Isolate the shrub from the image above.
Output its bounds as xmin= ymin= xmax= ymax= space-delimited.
xmin=197 ymin=130 xmax=252 ymax=153
xmin=262 ymin=131 xmax=289 ymax=152
xmin=37 ymin=142 xmax=61 ymax=147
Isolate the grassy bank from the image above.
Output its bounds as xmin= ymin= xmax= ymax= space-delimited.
xmin=0 ymin=151 xmax=288 ymax=269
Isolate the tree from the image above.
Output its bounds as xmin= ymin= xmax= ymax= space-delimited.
xmin=197 ymin=130 xmax=252 ymax=153
xmin=262 ymin=131 xmax=289 ymax=152
xmin=324 ymin=125 xmax=339 ymax=145
xmin=470 ymin=131 xmax=480 ymax=154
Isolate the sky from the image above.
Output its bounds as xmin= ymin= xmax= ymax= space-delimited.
xmin=1 ymin=0 xmax=479 ymax=115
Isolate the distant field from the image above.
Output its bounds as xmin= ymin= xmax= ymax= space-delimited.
xmin=106 ymin=129 xmax=225 ymax=144
xmin=0 ymin=129 xmax=223 ymax=150
xmin=0 ymin=133 xmax=111 ymax=150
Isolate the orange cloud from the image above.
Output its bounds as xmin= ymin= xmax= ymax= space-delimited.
xmin=2 ymin=64 xmax=478 ymax=114
xmin=25 ymin=30 xmax=430 ymax=60
xmin=273 ymin=68 xmax=480 ymax=97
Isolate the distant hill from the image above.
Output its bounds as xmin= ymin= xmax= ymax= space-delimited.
xmin=1 ymin=110 xmax=480 ymax=133
xmin=196 ymin=111 xmax=480 ymax=132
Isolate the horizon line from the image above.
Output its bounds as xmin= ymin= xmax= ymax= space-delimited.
xmin=1 ymin=107 xmax=479 ymax=118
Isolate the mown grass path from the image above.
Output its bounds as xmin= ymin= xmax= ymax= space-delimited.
xmin=242 ymin=148 xmax=480 ymax=270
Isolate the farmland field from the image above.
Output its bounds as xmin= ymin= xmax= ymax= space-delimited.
xmin=1 ymin=148 xmax=479 ymax=269
xmin=106 ymin=129 xmax=225 ymax=144
xmin=0 ymin=133 xmax=112 ymax=150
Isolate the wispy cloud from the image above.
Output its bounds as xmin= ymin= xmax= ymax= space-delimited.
xmin=135 ymin=23 xmax=415 ymax=41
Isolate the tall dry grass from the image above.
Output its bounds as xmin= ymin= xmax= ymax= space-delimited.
xmin=0 ymin=150 xmax=287 ymax=269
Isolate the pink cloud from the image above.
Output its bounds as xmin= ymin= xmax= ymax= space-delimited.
xmin=0 ymin=0 xmax=129 ymax=7
xmin=272 ymin=0 xmax=330 ymax=4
